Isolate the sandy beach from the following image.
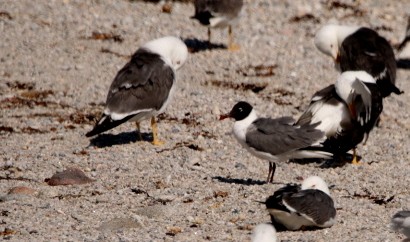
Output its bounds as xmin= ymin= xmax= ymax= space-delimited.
xmin=1 ymin=0 xmax=410 ymax=241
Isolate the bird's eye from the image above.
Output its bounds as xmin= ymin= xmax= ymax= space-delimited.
xmin=239 ymin=108 xmax=243 ymax=112
xmin=176 ymin=61 xmax=181 ymax=65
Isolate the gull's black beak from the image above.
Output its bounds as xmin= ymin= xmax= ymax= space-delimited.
xmin=253 ymin=200 xmax=266 ymax=205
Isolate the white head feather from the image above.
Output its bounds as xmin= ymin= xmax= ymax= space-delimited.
xmin=335 ymin=71 xmax=375 ymax=103
xmin=251 ymin=224 xmax=277 ymax=242
xmin=314 ymin=24 xmax=360 ymax=60
xmin=142 ymin=36 xmax=188 ymax=70
xmin=301 ymin=176 xmax=330 ymax=195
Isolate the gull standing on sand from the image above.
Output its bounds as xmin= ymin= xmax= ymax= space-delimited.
xmin=264 ymin=176 xmax=336 ymax=231
xmin=315 ymin=24 xmax=403 ymax=97
xmin=296 ymin=71 xmax=383 ymax=164
xmin=220 ymin=101 xmax=332 ymax=182
xmin=191 ymin=0 xmax=243 ymax=50
xmin=86 ymin=36 xmax=188 ymax=145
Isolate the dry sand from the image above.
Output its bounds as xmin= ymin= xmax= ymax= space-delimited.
xmin=1 ymin=0 xmax=410 ymax=241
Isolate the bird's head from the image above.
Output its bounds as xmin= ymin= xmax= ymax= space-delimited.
xmin=315 ymin=25 xmax=360 ymax=65
xmin=301 ymin=176 xmax=330 ymax=195
xmin=143 ymin=36 xmax=188 ymax=71
xmin=220 ymin=101 xmax=254 ymax=121
xmin=314 ymin=25 xmax=341 ymax=63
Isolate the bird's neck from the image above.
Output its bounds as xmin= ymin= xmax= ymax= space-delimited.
xmin=233 ymin=110 xmax=258 ymax=143
xmin=336 ymin=26 xmax=360 ymax=47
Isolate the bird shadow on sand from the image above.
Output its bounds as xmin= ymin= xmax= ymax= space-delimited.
xmin=212 ymin=176 xmax=275 ymax=186
xmin=397 ymin=58 xmax=410 ymax=69
xmin=270 ymin=219 xmax=327 ymax=232
xmin=289 ymin=153 xmax=361 ymax=169
xmin=87 ymin=131 xmax=152 ymax=148
xmin=183 ymin=38 xmax=226 ymax=53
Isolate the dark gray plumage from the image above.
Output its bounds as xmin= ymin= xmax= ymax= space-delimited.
xmin=246 ymin=117 xmax=326 ymax=156
xmin=105 ymin=49 xmax=174 ymax=116
xmin=86 ymin=36 xmax=188 ymax=145
xmin=265 ymin=176 xmax=336 ymax=231
xmin=86 ymin=50 xmax=174 ymax=138
xmin=282 ymin=189 xmax=336 ymax=225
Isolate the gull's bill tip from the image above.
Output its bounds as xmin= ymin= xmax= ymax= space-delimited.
xmin=219 ymin=113 xmax=231 ymax=120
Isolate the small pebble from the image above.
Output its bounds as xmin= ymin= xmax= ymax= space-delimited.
xmin=8 ymin=186 xmax=36 ymax=195
xmin=45 ymin=167 xmax=94 ymax=186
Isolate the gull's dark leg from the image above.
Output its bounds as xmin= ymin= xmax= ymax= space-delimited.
xmin=267 ymin=162 xmax=276 ymax=183
xmin=135 ymin=121 xmax=143 ymax=141
xmin=207 ymin=27 xmax=211 ymax=43
xmin=375 ymin=116 xmax=381 ymax=127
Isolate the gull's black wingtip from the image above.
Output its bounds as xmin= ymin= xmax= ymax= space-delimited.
xmin=85 ymin=129 xmax=97 ymax=137
xmin=85 ymin=115 xmax=107 ymax=137
xmin=85 ymin=121 xmax=107 ymax=137
xmin=85 ymin=114 xmax=134 ymax=138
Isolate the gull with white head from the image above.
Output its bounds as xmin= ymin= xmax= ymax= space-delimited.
xmin=296 ymin=71 xmax=383 ymax=164
xmin=86 ymin=36 xmax=188 ymax=145
xmin=315 ymin=24 xmax=402 ymax=98
xmin=264 ymin=176 xmax=336 ymax=231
